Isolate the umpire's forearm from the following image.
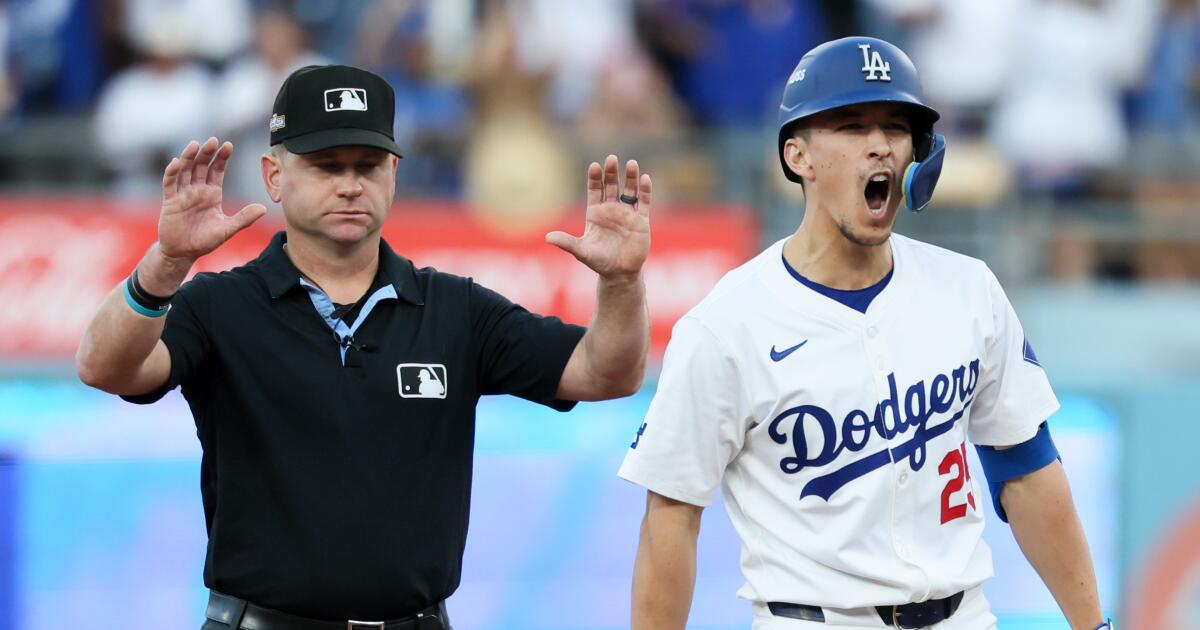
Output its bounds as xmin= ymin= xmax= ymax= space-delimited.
xmin=632 ymin=492 xmax=701 ymax=630
xmin=75 ymin=245 xmax=190 ymax=390
xmin=1002 ymin=461 xmax=1104 ymax=630
xmin=581 ymin=271 xmax=649 ymax=396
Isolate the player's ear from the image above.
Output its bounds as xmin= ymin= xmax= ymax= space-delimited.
xmin=262 ymin=149 xmax=284 ymax=203
xmin=783 ymin=136 xmax=814 ymax=182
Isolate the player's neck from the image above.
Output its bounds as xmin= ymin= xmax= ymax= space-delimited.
xmin=282 ymin=229 xmax=381 ymax=303
xmin=784 ymin=219 xmax=893 ymax=290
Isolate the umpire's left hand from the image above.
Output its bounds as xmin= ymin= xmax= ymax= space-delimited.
xmin=545 ymin=155 xmax=651 ymax=280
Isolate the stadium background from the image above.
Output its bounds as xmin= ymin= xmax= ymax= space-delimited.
xmin=0 ymin=0 xmax=1196 ymax=628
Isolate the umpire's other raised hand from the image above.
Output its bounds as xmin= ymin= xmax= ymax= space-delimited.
xmin=545 ymin=154 xmax=652 ymax=280
xmin=76 ymin=137 xmax=266 ymax=394
xmin=546 ymin=154 xmax=653 ymax=402
xmin=157 ymin=137 xmax=268 ymax=263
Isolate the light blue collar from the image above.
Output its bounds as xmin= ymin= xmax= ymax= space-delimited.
xmin=299 ymin=277 xmax=397 ymax=364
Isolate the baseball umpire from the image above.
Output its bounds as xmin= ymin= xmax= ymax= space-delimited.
xmin=75 ymin=64 xmax=653 ymax=628
xmin=619 ymin=37 xmax=1113 ymax=629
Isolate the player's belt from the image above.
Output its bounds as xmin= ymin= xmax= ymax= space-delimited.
xmin=768 ymin=590 xmax=964 ymax=629
xmin=205 ymin=590 xmax=449 ymax=630
xmin=876 ymin=591 xmax=964 ymax=628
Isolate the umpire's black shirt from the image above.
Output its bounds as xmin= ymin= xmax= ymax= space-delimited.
xmin=123 ymin=231 xmax=586 ymax=619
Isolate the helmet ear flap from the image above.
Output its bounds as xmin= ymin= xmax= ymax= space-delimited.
xmin=913 ymin=125 xmax=934 ymax=162
xmin=903 ymin=133 xmax=946 ymax=213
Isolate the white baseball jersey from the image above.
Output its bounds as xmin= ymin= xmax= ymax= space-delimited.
xmin=619 ymin=233 xmax=1059 ymax=609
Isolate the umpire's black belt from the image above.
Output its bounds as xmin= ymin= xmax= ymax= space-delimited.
xmin=206 ymin=590 xmax=449 ymax=630
xmin=768 ymin=590 xmax=964 ymax=629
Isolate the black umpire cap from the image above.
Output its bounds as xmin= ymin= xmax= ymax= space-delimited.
xmin=269 ymin=64 xmax=403 ymax=157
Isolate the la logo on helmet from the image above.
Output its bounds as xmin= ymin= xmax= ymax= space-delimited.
xmin=859 ymin=44 xmax=891 ymax=81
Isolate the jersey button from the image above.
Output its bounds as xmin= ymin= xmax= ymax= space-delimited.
xmin=876 ymin=356 xmax=886 ymax=370
xmin=867 ymin=326 xmax=878 ymax=338
xmin=898 ymin=471 xmax=908 ymax=485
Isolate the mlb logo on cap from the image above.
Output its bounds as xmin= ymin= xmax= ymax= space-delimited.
xmin=325 ymin=88 xmax=368 ymax=112
xmin=269 ymin=64 xmax=402 ymax=157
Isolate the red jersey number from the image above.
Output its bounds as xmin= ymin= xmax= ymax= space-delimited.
xmin=939 ymin=442 xmax=977 ymax=524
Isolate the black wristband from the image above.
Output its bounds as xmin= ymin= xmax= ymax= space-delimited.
xmin=128 ymin=268 xmax=176 ymax=310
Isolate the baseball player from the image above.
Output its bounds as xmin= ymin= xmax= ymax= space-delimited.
xmin=619 ymin=37 xmax=1112 ymax=630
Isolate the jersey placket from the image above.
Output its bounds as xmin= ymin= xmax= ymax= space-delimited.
xmin=862 ymin=316 xmax=933 ymax=600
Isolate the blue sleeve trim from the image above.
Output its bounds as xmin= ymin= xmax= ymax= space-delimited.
xmin=974 ymin=422 xmax=1061 ymax=523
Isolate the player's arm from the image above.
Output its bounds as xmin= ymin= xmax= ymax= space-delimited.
xmin=998 ymin=455 xmax=1105 ymax=630
xmin=549 ymin=155 xmax=652 ymax=401
xmin=76 ymin=138 xmax=266 ymax=395
xmin=970 ymin=268 xmax=1108 ymax=629
xmin=631 ymin=490 xmax=702 ymax=630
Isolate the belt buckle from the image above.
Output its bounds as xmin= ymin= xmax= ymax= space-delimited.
xmin=891 ymin=606 xmax=917 ymax=630
xmin=348 ymin=621 xmax=385 ymax=630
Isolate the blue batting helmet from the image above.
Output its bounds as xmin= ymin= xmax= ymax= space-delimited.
xmin=777 ymin=36 xmax=946 ymax=212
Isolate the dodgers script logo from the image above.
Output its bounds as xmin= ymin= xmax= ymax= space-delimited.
xmin=768 ymin=359 xmax=980 ymax=501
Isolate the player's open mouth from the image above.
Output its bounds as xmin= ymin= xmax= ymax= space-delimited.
xmin=864 ymin=172 xmax=892 ymax=217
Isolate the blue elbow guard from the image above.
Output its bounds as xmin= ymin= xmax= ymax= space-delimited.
xmin=974 ymin=422 xmax=1061 ymax=523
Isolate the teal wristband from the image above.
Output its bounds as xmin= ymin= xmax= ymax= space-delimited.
xmin=123 ymin=278 xmax=169 ymax=317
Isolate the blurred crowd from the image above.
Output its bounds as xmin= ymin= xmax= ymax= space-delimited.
xmin=0 ymin=0 xmax=1197 ymax=279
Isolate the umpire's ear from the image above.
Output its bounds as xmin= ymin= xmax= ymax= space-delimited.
xmin=261 ymin=148 xmax=284 ymax=203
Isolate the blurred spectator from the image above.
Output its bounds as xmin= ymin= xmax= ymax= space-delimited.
xmin=355 ymin=0 xmax=470 ymax=195
xmin=214 ymin=6 xmax=328 ymax=203
xmin=636 ymin=0 xmax=827 ymax=205
xmin=1131 ymin=0 xmax=1200 ymax=176
xmin=501 ymin=0 xmax=636 ymax=122
xmin=282 ymin=0 xmax=375 ymax=64
xmin=1126 ymin=0 xmax=1200 ymax=281
xmin=93 ymin=11 xmax=212 ymax=198
xmin=989 ymin=0 xmax=1161 ymax=197
xmin=122 ymin=0 xmax=252 ymax=64
xmin=5 ymin=0 xmax=104 ymax=116
xmin=577 ymin=46 xmax=686 ymax=142
xmin=636 ymin=0 xmax=827 ymax=127
xmin=462 ymin=1 xmax=573 ymax=231
xmin=861 ymin=0 xmax=1022 ymax=137
xmin=465 ymin=1 xmax=550 ymax=120
xmin=577 ymin=44 xmax=704 ymax=206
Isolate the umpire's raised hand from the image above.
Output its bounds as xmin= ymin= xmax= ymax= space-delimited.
xmin=75 ymin=137 xmax=265 ymax=396
xmin=546 ymin=154 xmax=653 ymax=403
xmin=158 ymin=137 xmax=267 ymax=262
xmin=545 ymin=154 xmax=651 ymax=281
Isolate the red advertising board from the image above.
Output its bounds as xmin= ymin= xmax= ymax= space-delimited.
xmin=0 ymin=199 xmax=757 ymax=361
